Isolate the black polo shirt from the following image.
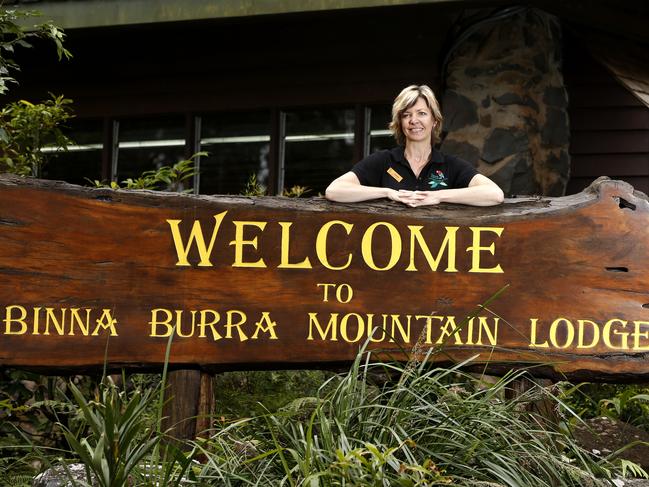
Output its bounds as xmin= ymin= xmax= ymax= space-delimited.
xmin=351 ymin=146 xmax=478 ymax=191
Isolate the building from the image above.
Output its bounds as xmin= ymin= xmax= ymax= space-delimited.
xmin=8 ymin=0 xmax=649 ymax=196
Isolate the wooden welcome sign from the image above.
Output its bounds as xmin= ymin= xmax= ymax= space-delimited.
xmin=1 ymin=174 xmax=648 ymax=380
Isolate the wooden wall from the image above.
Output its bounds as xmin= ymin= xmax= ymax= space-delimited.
xmin=564 ymin=34 xmax=649 ymax=195
xmin=11 ymin=5 xmax=456 ymax=117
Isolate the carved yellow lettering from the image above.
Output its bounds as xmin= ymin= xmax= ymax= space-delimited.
xmin=316 ymin=221 xmax=353 ymax=270
xmin=603 ymin=319 xmax=629 ymax=350
xmin=467 ymin=227 xmax=504 ymax=273
xmin=44 ymin=307 xmax=66 ymax=335
xmin=474 ymin=316 xmax=499 ymax=346
xmin=251 ymin=312 xmax=278 ymax=339
xmin=436 ymin=316 xmax=463 ymax=345
xmin=68 ymin=308 xmax=91 ymax=336
xmin=549 ymin=318 xmax=574 ymax=349
xmin=307 ymin=312 xmax=338 ymax=341
xmin=198 ymin=310 xmax=222 ymax=340
xmin=278 ymin=222 xmax=312 ymax=269
xmin=317 ymin=283 xmax=335 ymax=302
xmin=361 ymin=222 xmax=401 ymax=271
xmin=426 ymin=316 xmax=444 ymax=344
xmin=92 ymin=309 xmax=118 ymax=336
xmin=390 ymin=314 xmax=411 ymax=343
xmin=229 ymin=221 xmax=267 ymax=268
xmin=340 ymin=313 xmax=364 ymax=343
xmin=632 ymin=321 xmax=649 ymax=351
xmin=4 ymin=305 xmax=27 ymax=335
xmin=577 ymin=319 xmax=599 ymax=349
xmin=176 ymin=310 xmax=194 ymax=338
xmin=412 ymin=315 xmax=433 ymax=344
xmin=335 ymin=284 xmax=353 ymax=303
xmin=465 ymin=317 xmax=475 ymax=345
xmin=225 ymin=310 xmax=248 ymax=341
xmin=149 ymin=308 xmax=174 ymax=337
xmin=406 ymin=226 xmax=458 ymax=272
xmin=366 ymin=314 xmax=387 ymax=342
xmin=528 ymin=318 xmax=549 ymax=348
xmin=167 ymin=211 xmax=227 ymax=267
xmin=32 ymin=307 xmax=41 ymax=335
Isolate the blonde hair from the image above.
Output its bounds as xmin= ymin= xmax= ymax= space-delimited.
xmin=389 ymin=85 xmax=443 ymax=146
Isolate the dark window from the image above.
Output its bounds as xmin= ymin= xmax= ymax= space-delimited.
xmin=283 ymin=108 xmax=355 ymax=196
xmin=39 ymin=103 xmax=390 ymax=194
xmin=41 ymin=119 xmax=103 ymax=185
xmin=369 ymin=104 xmax=393 ymax=153
xmin=116 ymin=116 xmax=186 ymax=185
xmin=199 ymin=111 xmax=270 ymax=195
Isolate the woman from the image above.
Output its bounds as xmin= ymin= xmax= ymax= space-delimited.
xmin=325 ymin=85 xmax=504 ymax=207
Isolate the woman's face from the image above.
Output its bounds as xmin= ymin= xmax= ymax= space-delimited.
xmin=400 ymin=97 xmax=435 ymax=145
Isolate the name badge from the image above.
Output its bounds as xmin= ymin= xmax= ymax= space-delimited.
xmin=387 ymin=167 xmax=403 ymax=183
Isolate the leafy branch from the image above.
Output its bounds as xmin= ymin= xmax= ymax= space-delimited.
xmin=88 ymin=152 xmax=205 ymax=192
xmin=0 ymin=94 xmax=74 ymax=176
xmin=0 ymin=8 xmax=72 ymax=95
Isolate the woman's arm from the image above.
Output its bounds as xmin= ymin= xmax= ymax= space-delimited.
xmin=325 ymin=172 xmax=410 ymax=203
xmin=400 ymin=174 xmax=504 ymax=207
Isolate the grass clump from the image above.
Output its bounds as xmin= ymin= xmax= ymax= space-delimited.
xmin=194 ymin=352 xmax=615 ymax=486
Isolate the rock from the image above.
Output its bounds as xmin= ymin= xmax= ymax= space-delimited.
xmin=440 ymin=139 xmax=481 ymax=165
xmin=482 ymin=128 xmax=529 ymax=163
xmin=510 ymin=157 xmax=539 ymax=195
xmin=545 ymin=178 xmax=567 ymax=197
xmin=572 ymin=416 xmax=649 ymax=470
xmin=488 ymin=158 xmax=516 ymax=195
xmin=543 ymin=86 xmax=568 ymax=107
xmin=33 ymin=464 xmax=96 ymax=487
xmin=542 ymin=107 xmax=569 ymax=146
xmin=444 ymin=8 xmax=569 ymax=195
xmin=546 ymin=150 xmax=570 ymax=178
xmin=442 ymin=90 xmax=478 ymax=131
xmin=621 ymin=479 xmax=649 ymax=486
xmin=493 ymin=93 xmax=539 ymax=111
xmin=533 ymin=53 xmax=548 ymax=72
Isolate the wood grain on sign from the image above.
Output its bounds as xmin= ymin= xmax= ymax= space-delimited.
xmin=1 ymin=175 xmax=648 ymax=380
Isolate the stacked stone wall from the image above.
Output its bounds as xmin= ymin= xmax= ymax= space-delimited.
xmin=441 ymin=8 xmax=570 ymax=196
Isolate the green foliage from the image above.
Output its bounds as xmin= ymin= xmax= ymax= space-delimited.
xmin=0 ymin=452 xmax=43 ymax=487
xmin=0 ymin=371 xmax=93 ymax=483
xmin=620 ymin=458 xmax=649 ymax=479
xmin=214 ymin=370 xmax=334 ymax=418
xmin=283 ymin=184 xmax=311 ymax=198
xmin=0 ymin=8 xmax=72 ymax=95
xmin=195 ymin=353 xmax=616 ymax=486
xmin=241 ymin=173 xmax=311 ymax=197
xmin=88 ymin=152 xmax=203 ymax=192
xmin=0 ymin=370 xmax=78 ymax=451
xmin=561 ymin=382 xmax=649 ymax=430
xmin=241 ymin=172 xmax=266 ymax=196
xmin=60 ymin=377 xmax=161 ymax=487
xmin=0 ymin=94 xmax=74 ymax=176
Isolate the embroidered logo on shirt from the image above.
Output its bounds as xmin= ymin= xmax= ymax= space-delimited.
xmin=387 ymin=167 xmax=403 ymax=182
xmin=428 ymin=170 xmax=448 ymax=189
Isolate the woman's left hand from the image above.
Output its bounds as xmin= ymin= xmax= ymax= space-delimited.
xmin=399 ymin=190 xmax=441 ymax=207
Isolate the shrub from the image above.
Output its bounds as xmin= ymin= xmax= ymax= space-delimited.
xmin=0 ymin=95 xmax=74 ymax=177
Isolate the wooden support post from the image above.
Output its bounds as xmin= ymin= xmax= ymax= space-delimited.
xmin=507 ymin=377 xmax=558 ymax=426
xmin=162 ymin=370 xmax=215 ymax=444
xmin=196 ymin=372 xmax=215 ymax=438
xmin=162 ymin=369 xmax=201 ymax=443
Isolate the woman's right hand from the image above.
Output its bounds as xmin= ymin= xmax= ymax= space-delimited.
xmin=387 ymin=189 xmax=414 ymax=204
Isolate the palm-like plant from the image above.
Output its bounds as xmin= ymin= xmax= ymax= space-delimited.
xmin=61 ymin=377 xmax=159 ymax=487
